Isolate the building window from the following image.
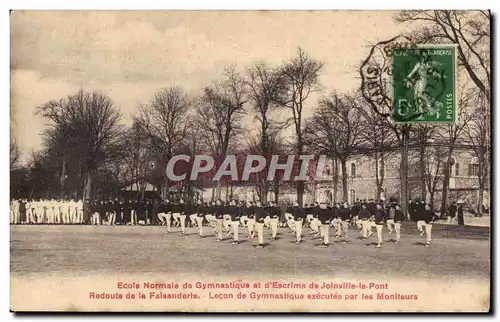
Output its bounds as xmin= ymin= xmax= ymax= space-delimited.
xmin=350 ymin=162 xmax=356 ymax=177
xmin=472 ymin=164 xmax=479 ymax=176
xmin=468 ymin=157 xmax=479 ymax=176
xmin=350 ymin=189 xmax=356 ymax=204
xmin=455 ymin=163 xmax=459 ymax=176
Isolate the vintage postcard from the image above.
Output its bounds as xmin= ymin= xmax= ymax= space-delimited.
xmin=10 ymin=10 xmax=491 ymax=312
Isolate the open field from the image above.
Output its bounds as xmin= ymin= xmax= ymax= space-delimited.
xmin=10 ymin=223 xmax=490 ymax=312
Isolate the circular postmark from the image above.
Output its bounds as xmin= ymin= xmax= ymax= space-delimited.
xmin=359 ymin=35 xmax=416 ymax=121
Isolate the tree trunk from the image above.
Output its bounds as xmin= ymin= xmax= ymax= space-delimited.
xmin=440 ymin=148 xmax=453 ymax=216
xmin=478 ymin=182 xmax=484 ymax=216
xmin=400 ymin=126 xmax=410 ymax=216
xmin=419 ymin=141 xmax=426 ymax=199
xmin=312 ymin=182 xmax=317 ymax=203
xmin=296 ymin=141 xmax=304 ymax=205
xmin=340 ymin=159 xmax=348 ymax=202
xmin=59 ymin=155 xmax=67 ymax=199
xmin=84 ymin=170 xmax=93 ymax=200
xmin=477 ymin=152 xmax=486 ymax=216
xmin=274 ymin=182 xmax=279 ymax=203
xmin=260 ymin=178 xmax=268 ymax=204
xmin=375 ymin=153 xmax=384 ymax=200
xmin=332 ymin=157 xmax=339 ymax=204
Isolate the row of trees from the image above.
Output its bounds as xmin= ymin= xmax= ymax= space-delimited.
xmin=10 ymin=10 xmax=490 ymax=215
xmin=306 ymin=88 xmax=488 ymax=210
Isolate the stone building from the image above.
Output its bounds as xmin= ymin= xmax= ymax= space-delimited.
xmin=200 ymin=145 xmax=487 ymax=210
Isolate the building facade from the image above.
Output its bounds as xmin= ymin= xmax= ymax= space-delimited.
xmin=200 ymin=146 xmax=488 ymax=210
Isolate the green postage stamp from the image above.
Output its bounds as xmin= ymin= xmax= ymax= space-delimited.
xmin=392 ymin=44 xmax=457 ymax=124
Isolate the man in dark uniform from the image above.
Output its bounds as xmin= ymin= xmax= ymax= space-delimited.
xmin=254 ymin=201 xmax=266 ymax=249
xmin=246 ymin=201 xmax=256 ymax=238
xmin=214 ymin=200 xmax=224 ymax=242
xmin=318 ymin=203 xmax=332 ymax=247
xmin=120 ymin=198 xmax=129 ymax=225
xmin=457 ymin=201 xmax=465 ymax=226
xmin=359 ymin=203 xmax=372 ymax=239
xmin=292 ymin=201 xmax=305 ymax=244
xmin=113 ymin=198 xmax=122 ymax=225
xmin=330 ymin=203 xmax=340 ymax=237
xmin=304 ymin=203 xmax=313 ymax=228
xmin=423 ymin=203 xmax=438 ymax=247
xmin=413 ymin=200 xmax=426 ymax=236
xmin=92 ymin=199 xmax=101 ymax=225
xmin=310 ymin=202 xmax=321 ymax=237
xmin=447 ymin=200 xmax=457 ymax=224
xmin=151 ymin=199 xmax=160 ymax=225
xmin=339 ymin=202 xmax=351 ymax=243
xmin=107 ymin=198 xmax=116 ymax=225
xmin=284 ymin=203 xmax=295 ymax=234
xmin=194 ymin=200 xmax=206 ymax=238
xmin=394 ymin=204 xmax=405 ymax=243
xmin=19 ymin=199 xmax=26 ymax=224
xmin=81 ymin=198 xmax=90 ymax=225
xmin=268 ymin=201 xmax=280 ymax=241
xmin=386 ymin=199 xmax=397 ymax=235
xmin=158 ymin=199 xmax=172 ymax=232
xmin=145 ymin=199 xmax=153 ymax=225
xmin=180 ymin=199 xmax=191 ymax=236
xmin=137 ymin=199 xmax=147 ymax=225
xmin=230 ymin=200 xmax=242 ymax=244
xmin=129 ymin=199 xmax=138 ymax=225
xmin=374 ymin=204 xmax=385 ymax=248
xmin=204 ymin=201 xmax=217 ymax=231
xmin=351 ymin=201 xmax=361 ymax=227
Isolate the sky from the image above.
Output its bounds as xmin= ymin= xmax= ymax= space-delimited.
xmin=11 ymin=10 xmax=410 ymax=162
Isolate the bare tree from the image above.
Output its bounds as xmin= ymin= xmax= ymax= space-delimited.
xmin=396 ymin=10 xmax=491 ymax=102
xmin=195 ymin=66 xmax=247 ymax=200
xmin=305 ymin=91 xmax=365 ymax=202
xmin=435 ymin=88 xmax=475 ymax=213
xmin=10 ymin=137 xmax=21 ymax=169
xmin=410 ymin=124 xmax=436 ymax=200
xmin=119 ymin=122 xmax=155 ymax=200
xmin=245 ymin=130 xmax=289 ymax=203
xmin=395 ymin=10 xmax=490 ymax=212
xmin=359 ymin=36 xmax=414 ymax=214
xmin=463 ymin=92 xmax=490 ymax=215
xmin=134 ymin=86 xmax=190 ymax=199
xmin=424 ymin=145 xmax=446 ymax=206
xmin=37 ymin=90 xmax=122 ymax=201
xmin=357 ymin=97 xmax=398 ymax=199
xmin=278 ymin=47 xmax=323 ymax=205
xmin=245 ymin=62 xmax=288 ymax=203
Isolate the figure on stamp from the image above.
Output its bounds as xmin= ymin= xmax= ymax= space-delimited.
xmin=403 ymin=50 xmax=446 ymax=118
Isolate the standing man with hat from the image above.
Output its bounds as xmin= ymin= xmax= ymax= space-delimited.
xmin=447 ymin=200 xmax=457 ymax=224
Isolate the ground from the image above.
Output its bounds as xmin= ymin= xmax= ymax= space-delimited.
xmin=11 ymin=221 xmax=490 ymax=279
xmin=10 ymin=221 xmax=491 ymax=312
